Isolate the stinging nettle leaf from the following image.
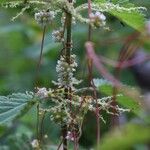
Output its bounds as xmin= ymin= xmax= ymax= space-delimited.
xmin=0 ymin=92 xmax=37 ymax=125
xmin=93 ymin=0 xmax=146 ymax=31
xmin=94 ymin=78 xmax=141 ymax=115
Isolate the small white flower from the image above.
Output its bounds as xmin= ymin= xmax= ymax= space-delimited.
xmin=53 ymin=54 xmax=81 ymax=88
xmin=95 ymin=11 xmax=106 ymax=21
xmin=44 ymin=134 xmax=48 ymax=139
xmin=36 ymin=87 xmax=48 ymax=98
xmin=89 ymin=11 xmax=106 ymax=28
xmin=35 ymin=10 xmax=55 ymax=26
xmin=52 ymin=28 xmax=64 ymax=42
xmin=66 ymin=131 xmax=75 ymax=141
xmin=31 ymin=139 xmax=39 ymax=148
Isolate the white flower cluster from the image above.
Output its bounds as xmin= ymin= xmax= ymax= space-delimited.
xmin=93 ymin=78 xmax=111 ymax=88
xmin=31 ymin=139 xmax=40 ymax=149
xmin=66 ymin=131 xmax=75 ymax=141
xmin=50 ymin=107 xmax=70 ymax=124
xmin=89 ymin=11 xmax=106 ymax=28
xmin=35 ymin=87 xmax=52 ymax=99
xmin=35 ymin=10 xmax=55 ymax=26
xmin=52 ymin=28 xmax=64 ymax=42
xmin=72 ymin=0 xmax=76 ymax=4
xmin=61 ymin=13 xmax=76 ymax=25
xmin=53 ymin=54 xmax=81 ymax=89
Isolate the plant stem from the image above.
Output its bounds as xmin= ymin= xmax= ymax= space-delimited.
xmin=61 ymin=0 xmax=72 ymax=150
xmin=88 ymin=0 xmax=92 ymax=41
xmin=62 ymin=125 xmax=68 ymax=150
xmin=39 ymin=111 xmax=46 ymax=142
xmin=87 ymin=0 xmax=100 ymax=148
xmin=34 ymin=26 xmax=46 ymax=148
xmin=36 ymin=103 xmax=40 ymax=139
xmin=35 ymin=26 xmax=46 ymax=87
xmin=65 ymin=11 xmax=72 ymax=64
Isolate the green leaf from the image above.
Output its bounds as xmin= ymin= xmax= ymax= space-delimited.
xmin=93 ymin=78 xmax=113 ymax=95
xmin=117 ymin=96 xmax=141 ymax=115
xmin=99 ymin=123 xmax=150 ymax=150
xmin=110 ymin=10 xmax=145 ymax=31
xmin=0 ymin=92 xmax=36 ymax=125
xmin=94 ymin=78 xmax=141 ymax=114
xmin=94 ymin=0 xmax=146 ymax=31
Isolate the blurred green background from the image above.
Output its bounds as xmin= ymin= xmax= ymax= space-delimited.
xmin=0 ymin=0 xmax=150 ymax=149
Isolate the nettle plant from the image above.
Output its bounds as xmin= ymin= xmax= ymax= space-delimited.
xmin=0 ymin=0 xmax=147 ymax=150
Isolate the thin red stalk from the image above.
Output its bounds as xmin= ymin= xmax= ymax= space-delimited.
xmin=98 ymin=55 xmax=150 ymax=68
xmin=87 ymin=0 xmax=100 ymax=146
xmin=88 ymin=0 xmax=92 ymax=15
xmin=85 ymin=42 xmax=122 ymax=87
xmin=73 ymin=130 xmax=78 ymax=150
xmin=85 ymin=41 xmax=142 ymax=103
xmin=87 ymin=58 xmax=100 ymax=147
xmin=111 ymin=32 xmax=141 ymax=128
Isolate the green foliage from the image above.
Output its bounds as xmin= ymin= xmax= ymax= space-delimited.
xmin=99 ymin=123 xmax=150 ymax=150
xmin=94 ymin=0 xmax=146 ymax=31
xmin=110 ymin=10 xmax=145 ymax=32
xmin=0 ymin=92 xmax=36 ymax=125
xmin=0 ymin=0 xmax=149 ymax=149
xmin=94 ymin=78 xmax=141 ymax=115
xmin=0 ymin=129 xmax=33 ymax=150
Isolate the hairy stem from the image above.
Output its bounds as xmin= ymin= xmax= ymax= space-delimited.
xmin=61 ymin=0 xmax=72 ymax=150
